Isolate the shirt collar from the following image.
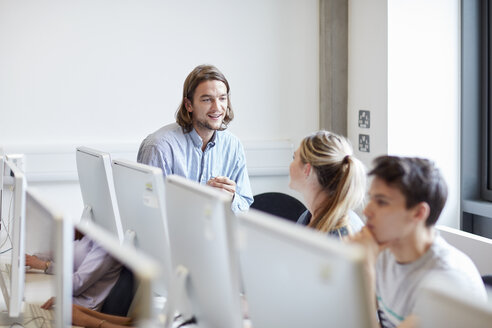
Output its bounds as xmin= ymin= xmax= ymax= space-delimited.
xmin=189 ymin=128 xmax=217 ymax=149
xmin=209 ymin=130 xmax=217 ymax=147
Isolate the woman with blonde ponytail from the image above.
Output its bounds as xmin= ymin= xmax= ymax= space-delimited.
xmin=289 ymin=130 xmax=366 ymax=238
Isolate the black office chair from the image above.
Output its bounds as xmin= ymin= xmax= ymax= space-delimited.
xmin=250 ymin=192 xmax=307 ymax=223
xmin=482 ymin=275 xmax=492 ymax=288
xmin=100 ymin=266 xmax=135 ymax=316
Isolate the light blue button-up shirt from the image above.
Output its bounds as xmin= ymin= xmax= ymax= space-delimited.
xmin=137 ymin=122 xmax=253 ymax=212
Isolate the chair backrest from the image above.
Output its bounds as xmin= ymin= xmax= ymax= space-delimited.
xmin=482 ymin=275 xmax=492 ymax=288
xmin=250 ymin=192 xmax=306 ymax=223
xmin=100 ymin=265 xmax=135 ymax=316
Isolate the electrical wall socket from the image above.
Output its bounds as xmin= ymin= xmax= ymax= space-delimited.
xmin=358 ymin=134 xmax=370 ymax=152
xmin=358 ymin=110 xmax=370 ymax=128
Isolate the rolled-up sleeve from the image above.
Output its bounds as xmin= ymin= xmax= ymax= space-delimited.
xmin=230 ymin=144 xmax=253 ymax=213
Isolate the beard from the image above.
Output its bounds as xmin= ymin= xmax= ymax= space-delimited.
xmin=195 ymin=116 xmax=224 ymax=131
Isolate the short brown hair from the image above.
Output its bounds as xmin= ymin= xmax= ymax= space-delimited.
xmin=175 ymin=64 xmax=234 ymax=133
xmin=369 ymin=156 xmax=448 ymax=226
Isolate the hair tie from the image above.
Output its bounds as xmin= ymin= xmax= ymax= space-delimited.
xmin=343 ymin=155 xmax=350 ymax=164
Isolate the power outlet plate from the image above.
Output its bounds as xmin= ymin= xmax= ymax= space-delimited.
xmin=358 ymin=134 xmax=370 ymax=152
xmin=358 ymin=110 xmax=370 ymax=128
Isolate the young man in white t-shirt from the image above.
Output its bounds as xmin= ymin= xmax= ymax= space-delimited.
xmin=350 ymin=156 xmax=487 ymax=328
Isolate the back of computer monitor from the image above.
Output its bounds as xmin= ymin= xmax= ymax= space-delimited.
xmin=111 ymin=159 xmax=172 ymax=297
xmin=415 ymin=278 xmax=492 ymax=328
xmin=76 ymin=147 xmax=123 ymax=242
xmin=164 ymin=175 xmax=243 ymax=328
xmin=0 ymin=159 xmax=26 ymax=318
xmin=26 ymin=188 xmax=74 ymax=328
xmin=76 ymin=219 xmax=160 ymax=326
xmin=237 ymin=209 xmax=373 ymax=328
xmin=0 ymin=148 xmax=4 ymax=227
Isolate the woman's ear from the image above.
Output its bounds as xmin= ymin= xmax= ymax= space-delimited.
xmin=304 ymin=163 xmax=312 ymax=177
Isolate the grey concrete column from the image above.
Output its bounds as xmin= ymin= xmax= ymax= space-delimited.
xmin=319 ymin=0 xmax=348 ymax=136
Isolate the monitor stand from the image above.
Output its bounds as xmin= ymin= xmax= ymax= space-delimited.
xmin=159 ymin=265 xmax=189 ymax=328
xmin=79 ymin=205 xmax=94 ymax=224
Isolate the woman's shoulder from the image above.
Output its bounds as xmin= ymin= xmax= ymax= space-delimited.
xmin=296 ymin=210 xmax=311 ymax=226
xmin=328 ymin=211 xmax=364 ymax=238
xmin=347 ymin=210 xmax=365 ymax=233
xmin=328 ymin=226 xmax=350 ymax=238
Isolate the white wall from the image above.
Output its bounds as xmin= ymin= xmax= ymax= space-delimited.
xmin=348 ymin=0 xmax=460 ymax=227
xmin=0 ymin=0 xmax=318 ymax=219
xmin=387 ymin=0 xmax=460 ymax=228
xmin=347 ymin=0 xmax=388 ymax=165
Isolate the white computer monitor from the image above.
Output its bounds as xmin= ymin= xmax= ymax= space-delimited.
xmin=415 ymin=277 xmax=492 ymax=328
xmin=0 ymin=148 xmax=4 ymax=228
xmin=0 ymin=159 xmax=26 ymax=318
xmin=76 ymin=219 xmax=161 ymax=326
xmin=164 ymin=175 xmax=243 ymax=328
xmin=76 ymin=147 xmax=123 ymax=242
xmin=236 ymin=209 xmax=374 ymax=328
xmin=25 ymin=188 xmax=74 ymax=327
xmin=111 ymin=159 xmax=172 ymax=297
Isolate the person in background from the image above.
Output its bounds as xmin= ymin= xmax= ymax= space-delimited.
xmin=349 ymin=156 xmax=487 ymax=328
xmin=289 ymin=130 xmax=366 ymax=238
xmin=26 ymin=229 xmax=122 ymax=311
xmin=137 ymin=64 xmax=253 ymax=213
xmin=71 ymin=304 xmax=133 ymax=328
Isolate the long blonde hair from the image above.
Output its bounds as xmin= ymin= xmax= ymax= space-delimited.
xmin=299 ymin=131 xmax=366 ymax=233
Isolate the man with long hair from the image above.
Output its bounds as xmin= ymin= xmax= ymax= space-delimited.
xmin=138 ymin=64 xmax=253 ymax=212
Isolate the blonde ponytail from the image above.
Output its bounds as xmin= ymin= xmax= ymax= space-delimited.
xmin=299 ymin=131 xmax=366 ymax=234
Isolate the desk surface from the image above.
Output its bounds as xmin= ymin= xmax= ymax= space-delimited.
xmin=23 ymin=270 xmax=55 ymax=305
xmin=0 ymin=261 xmax=252 ymax=328
xmin=0 ymin=260 xmax=54 ymax=326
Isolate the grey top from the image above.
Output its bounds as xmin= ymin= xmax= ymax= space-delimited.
xmin=296 ymin=209 xmax=365 ymax=238
xmin=376 ymin=234 xmax=487 ymax=328
xmin=137 ymin=123 xmax=253 ymax=213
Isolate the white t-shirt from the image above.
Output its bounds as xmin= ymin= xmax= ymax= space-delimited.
xmin=375 ymin=234 xmax=487 ymax=328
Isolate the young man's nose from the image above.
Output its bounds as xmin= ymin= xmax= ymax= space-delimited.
xmin=209 ymin=99 xmax=218 ymax=110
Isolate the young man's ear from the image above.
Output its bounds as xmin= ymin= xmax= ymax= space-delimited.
xmin=184 ymin=98 xmax=193 ymax=112
xmin=413 ymin=202 xmax=431 ymax=223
